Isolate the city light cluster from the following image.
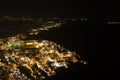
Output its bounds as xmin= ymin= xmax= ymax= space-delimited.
xmin=29 ymin=23 xmax=62 ymax=35
xmin=0 ymin=16 xmax=87 ymax=80
xmin=0 ymin=34 xmax=87 ymax=80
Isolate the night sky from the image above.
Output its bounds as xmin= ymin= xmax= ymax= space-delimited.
xmin=0 ymin=1 xmax=86 ymax=17
xmin=0 ymin=1 xmax=119 ymax=17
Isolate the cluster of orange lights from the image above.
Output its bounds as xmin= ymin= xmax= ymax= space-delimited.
xmin=0 ymin=34 xmax=87 ymax=80
xmin=0 ymin=17 xmax=87 ymax=80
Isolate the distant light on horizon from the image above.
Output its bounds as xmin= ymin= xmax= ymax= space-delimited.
xmin=80 ymin=17 xmax=87 ymax=21
xmin=106 ymin=21 xmax=120 ymax=24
